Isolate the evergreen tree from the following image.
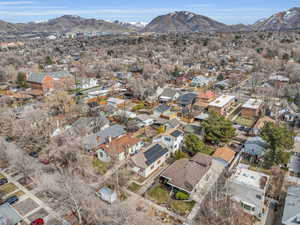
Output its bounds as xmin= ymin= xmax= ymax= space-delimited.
xmin=184 ymin=134 xmax=213 ymax=155
xmin=202 ymin=113 xmax=236 ymax=144
xmin=260 ymin=122 xmax=295 ymax=166
xmin=16 ymin=72 xmax=27 ymax=88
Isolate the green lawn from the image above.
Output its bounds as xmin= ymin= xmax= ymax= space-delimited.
xmin=6 ymin=190 xmax=25 ymax=198
xmin=92 ymin=160 xmax=109 ymax=175
xmin=170 ymin=200 xmax=195 ymax=216
xmin=148 ymin=185 xmax=169 ymax=204
xmin=234 ymin=116 xmax=256 ymax=127
xmin=0 ymin=183 xmax=18 ymax=195
xmin=128 ymin=182 xmax=142 ymax=192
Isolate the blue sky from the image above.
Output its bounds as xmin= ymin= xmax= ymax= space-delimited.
xmin=0 ymin=0 xmax=298 ymax=24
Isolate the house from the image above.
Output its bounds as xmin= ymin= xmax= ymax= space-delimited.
xmin=161 ymin=111 xmax=177 ymax=120
xmin=107 ymin=97 xmax=125 ymax=107
xmin=241 ymin=99 xmax=264 ymax=118
xmin=227 ymin=167 xmax=270 ymax=219
xmin=164 ymin=118 xmax=181 ymax=131
xmin=96 ymin=187 xmax=117 ymax=204
xmin=269 ymin=75 xmax=289 ymax=88
xmin=153 ymin=104 xmax=171 ymax=117
xmin=160 ymin=153 xmax=213 ymax=194
xmin=282 ymin=186 xmax=300 ymax=225
xmin=153 ymin=129 xmax=184 ymax=153
xmin=212 ymin=146 xmax=236 ymax=165
xmin=198 ymin=90 xmax=216 ymax=103
xmin=159 ymin=88 xmax=179 ymax=102
xmin=26 ymin=71 xmax=73 ymax=91
xmin=136 ymin=114 xmax=154 ymax=127
xmin=208 ymin=95 xmax=236 ymax=116
xmin=191 ymin=76 xmax=214 ymax=87
xmin=241 ymin=137 xmax=268 ymax=162
xmin=0 ymin=203 xmax=23 ymax=225
xmin=83 ymin=125 xmax=126 ymax=151
xmin=96 ymin=134 xmax=143 ymax=162
xmin=114 ymin=110 xmax=136 ymax=119
xmin=288 ymin=153 xmax=300 ymax=178
xmin=214 ymin=79 xmax=230 ymax=89
xmin=177 ymin=93 xmax=198 ymax=107
xmin=131 ymin=143 xmax=170 ymax=177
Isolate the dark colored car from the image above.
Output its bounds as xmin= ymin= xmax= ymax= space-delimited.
xmin=0 ymin=178 xmax=8 ymax=186
xmin=5 ymin=195 xmax=18 ymax=205
xmin=30 ymin=218 xmax=45 ymax=225
xmin=29 ymin=152 xmax=39 ymax=158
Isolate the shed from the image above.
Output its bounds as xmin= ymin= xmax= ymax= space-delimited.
xmin=96 ymin=187 xmax=117 ymax=204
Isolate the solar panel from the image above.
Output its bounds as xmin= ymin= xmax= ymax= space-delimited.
xmin=144 ymin=144 xmax=168 ymax=166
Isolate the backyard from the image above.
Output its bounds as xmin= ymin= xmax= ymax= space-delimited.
xmin=147 ymin=184 xmax=195 ymax=216
xmin=234 ymin=116 xmax=256 ymax=127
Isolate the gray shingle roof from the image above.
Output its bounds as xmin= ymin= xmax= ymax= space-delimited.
xmin=282 ymin=186 xmax=300 ymax=225
xmin=27 ymin=71 xmax=69 ymax=84
xmin=83 ymin=124 xmax=126 ymax=150
xmin=160 ymin=88 xmax=177 ymax=98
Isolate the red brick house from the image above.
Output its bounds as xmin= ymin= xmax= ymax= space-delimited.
xmin=26 ymin=71 xmax=74 ymax=92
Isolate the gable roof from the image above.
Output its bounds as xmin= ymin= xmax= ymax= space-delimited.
xmin=199 ymin=90 xmax=215 ymax=100
xmin=155 ymin=104 xmax=170 ymax=113
xmin=282 ymin=186 xmax=300 ymax=225
xmin=177 ymin=93 xmax=198 ymax=105
xmin=213 ymin=146 xmax=235 ymax=162
xmin=27 ymin=71 xmax=69 ymax=84
xmin=99 ymin=134 xmax=141 ymax=157
xmin=160 ymin=88 xmax=177 ymax=98
xmin=161 ymin=153 xmax=213 ymax=193
xmin=83 ymin=124 xmax=126 ymax=150
xmin=131 ymin=143 xmax=169 ymax=169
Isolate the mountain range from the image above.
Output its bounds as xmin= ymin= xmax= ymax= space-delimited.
xmin=0 ymin=7 xmax=300 ymax=34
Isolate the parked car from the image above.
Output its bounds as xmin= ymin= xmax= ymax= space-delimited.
xmin=29 ymin=152 xmax=38 ymax=158
xmin=0 ymin=178 xmax=8 ymax=186
xmin=30 ymin=218 xmax=45 ymax=225
xmin=5 ymin=195 xmax=18 ymax=205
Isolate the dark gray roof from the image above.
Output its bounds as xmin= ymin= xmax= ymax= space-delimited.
xmin=0 ymin=203 xmax=23 ymax=225
xmin=83 ymin=124 xmax=126 ymax=150
xmin=70 ymin=115 xmax=109 ymax=135
xmin=170 ymin=130 xmax=183 ymax=138
xmin=164 ymin=118 xmax=180 ymax=129
xmin=144 ymin=143 xmax=169 ymax=166
xmin=155 ymin=104 xmax=170 ymax=113
xmin=282 ymin=186 xmax=300 ymax=225
xmin=288 ymin=153 xmax=300 ymax=174
xmin=27 ymin=71 xmax=69 ymax=84
xmin=177 ymin=93 xmax=197 ymax=106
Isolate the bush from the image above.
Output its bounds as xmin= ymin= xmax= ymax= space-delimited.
xmin=176 ymin=191 xmax=189 ymax=200
xmin=132 ymin=103 xmax=145 ymax=112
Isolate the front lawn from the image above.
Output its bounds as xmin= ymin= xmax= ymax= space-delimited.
xmin=128 ymin=182 xmax=142 ymax=192
xmin=170 ymin=200 xmax=195 ymax=216
xmin=6 ymin=190 xmax=25 ymax=198
xmin=0 ymin=183 xmax=18 ymax=195
xmin=148 ymin=184 xmax=169 ymax=204
xmin=92 ymin=160 xmax=109 ymax=175
xmin=234 ymin=116 xmax=256 ymax=127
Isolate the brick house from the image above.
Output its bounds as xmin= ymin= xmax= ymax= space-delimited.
xmin=241 ymin=98 xmax=264 ymax=118
xmin=26 ymin=71 xmax=74 ymax=92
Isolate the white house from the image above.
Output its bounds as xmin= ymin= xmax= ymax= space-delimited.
xmin=131 ymin=143 xmax=170 ymax=177
xmin=153 ymin=129 xmax=184 ymax=153
xmin=282 ymin=186 xmax=300 ymax=225
xmin=96 ymin=134 xmax=143 ymax=163
xmin=227 ymin=166 xmax=270 ymax=220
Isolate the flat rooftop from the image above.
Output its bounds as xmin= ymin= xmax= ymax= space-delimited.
xmin=208 ymin=95 xmax=235 ymax=108
xmin=242 ymin=98 xmax=263 ymax=110
xmin=231 ymin=167 xmax=269 ymax=190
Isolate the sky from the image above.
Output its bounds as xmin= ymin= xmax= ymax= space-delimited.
xmin=0 ymin=0 xmax=299 ymax=24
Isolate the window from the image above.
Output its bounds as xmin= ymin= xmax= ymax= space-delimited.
xmin=99 ymin=151 xmax=104 ymax=158
xmin=241 ymin=202 xmax=255 ymax=212
xmin=157 ymin=160 xmax=161 ymax=165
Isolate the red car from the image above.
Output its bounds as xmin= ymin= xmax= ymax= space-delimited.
xmin=30 ymin=218 xmax=44 ymax=225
